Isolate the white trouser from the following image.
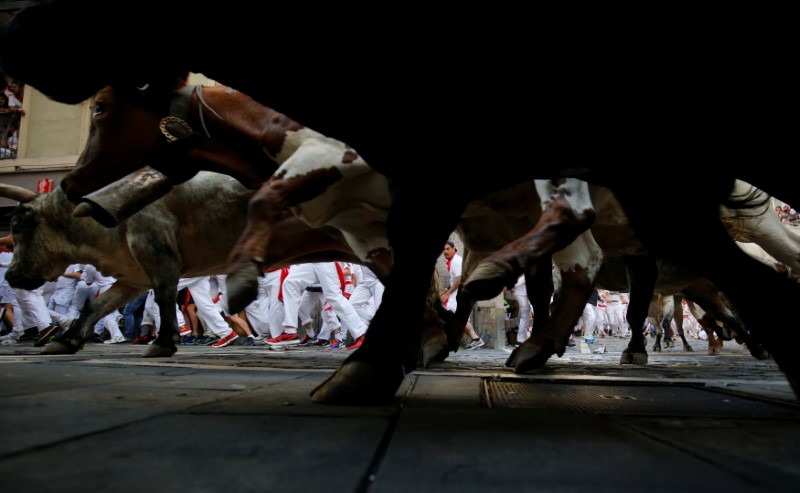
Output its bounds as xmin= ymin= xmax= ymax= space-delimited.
xmin=516 ymin=289 xmax=532 ymax=343
xmin=282 ymin=263 xmax=366 ymax=341
xmin=299 ymin=290 xmax=340 ymax=340
xmin=48 ymin=287 xmax=76 ymax=315
xmin=178 ymin=277 xmax=231 ymax=338
xmin=262 ymin=270 xmax=286 ymax=338
xmin=605 ymin=301 xmax=627 ymax=336
xmin=239 ymin=274 xmax=272 ymax=336
xmin=15 ymin=286 xmax=52 ymax=331
xmin=578 ymin=303 xmax=598 ymax=338
xmin=95 ymin=312 xmax=123 ymax=339
xmin=141 ymin=289 xmax=186 ymax=335
xmin=90 ymin=283 xmax=124 ymax=339
xmin=348 ymin=277 xmax=384 ymax=325
xmin=67 ymin=281 xmax=99 ymax=320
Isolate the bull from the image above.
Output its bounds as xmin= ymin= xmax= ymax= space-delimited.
xmin=0 ymin=173 xmax=361 ymax=356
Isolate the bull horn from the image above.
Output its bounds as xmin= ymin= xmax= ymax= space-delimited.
xmin=0 ymin=183 xmax=37 ymax=203
xmin=73 ymin=166 xmax=174 ymax=227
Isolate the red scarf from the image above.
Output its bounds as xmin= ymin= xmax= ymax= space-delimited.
xmin=446 ymin=257 xmax=452 ymax=272
xmin=277 ymin=266 xmax=290 ymax=303
xmin=334 ymin=262 xmax=351 ymax=299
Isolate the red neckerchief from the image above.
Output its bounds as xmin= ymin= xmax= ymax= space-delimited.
xmin=277 ymin=266 xmax=290 ymax=303
xmin=334 ymin=262 xmax=351 ymax=298
xmin=446 ymin=257 xmax=452 ymax=272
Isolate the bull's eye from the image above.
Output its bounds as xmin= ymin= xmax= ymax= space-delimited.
xmin=93 ymin=101 xmax=106 ymax=117
xmin=10 ymin=208 xmax=35 ymax=233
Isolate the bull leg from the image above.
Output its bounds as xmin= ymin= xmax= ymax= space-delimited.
xmin=144 ymin=282 xmax=180 ymax=358
xmin=420 ymin=275 xmax=450 ymax=367
xmin=502 ymin=257 xmax=553 ymax=364
xmin=226 ymin=179 xmax=296 ymax=314
xmin=662 ymin=313 xmax=675 ymax=348
xmin=509 ymin=232 xmax=602 ymax=373
xmin=609 ymin=181 xmax=800 ymax=400
xmin=620 ymin=255 xmax=656 ymax=365
xmin=701 ymin=324 xmax=724 ymax=355
xmin=509 ymin=267 xmax=590 ymax=373
xmin=528 ymin=257 xmax=554 ymax=337
xmin=227 ymin=170 xmax=346 ymax=314
xmin=43 ymin=284 xmax=139 ymax=355
xmin=462 ymin=179 xmax=597 ymax=302
xmin=653 ymin=331 xmax=663 ymax=352
xmin=684 ymin=288 xmax=770 ymax=361
xmin=41 ymin=319 xmax=84 ymax=355
xmin=673 ymin=295 xmax=693 ymax=352
xmin=310 ymin=181 xmax=468 ymax=405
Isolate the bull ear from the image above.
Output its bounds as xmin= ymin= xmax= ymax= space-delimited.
xmin=0 ymin=183 xmax=38 ymax=203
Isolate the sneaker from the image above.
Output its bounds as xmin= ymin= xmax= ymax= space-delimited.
xmin=179 ymin=325 xmax=191 ymax=337
xmin=204 ymin=337 xmax=220 ymax=346
xmin=181 ymin=335 xmax=197 ymax=345
xmin=266 ymin=332 xmax=300 ymax=346
xmin=131 ymin=335 xmax=152 ymax=345
xmin=34 ymin=325 xmax=61 ymax=348
xmin=297 ymin=335 xmax=318 ymax=346
xmin=567 ymin=337 xmax=576 ymax=347
xmin=584 ymin=338 xmax=596 ymax=344
xmin=328 ymin=339 xmax=344 ymax=349
xmin=0 ymin=332 xmax=20 ymax=342
xmin=17 ymin=327 xmax=40 ymax=341
xmin=87 ymin=333 xmax=105 ymax=344
xmin=317 ymin=339 xmax=330 ymax=347
xmin=104 ymin=335 xmax=128 ymax=344
xmin=241 ymin=336 xmax=255 ymax=347
xmin=465 ymin=337 xmax=485 ymax=350
xmin=346 ymin=335 xmax=365 ymax=350
xmin=211 ymin=332 xmax=239 ymax=348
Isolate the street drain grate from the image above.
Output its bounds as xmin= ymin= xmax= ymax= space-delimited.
xmin=483 ymin=380 xmax=800 ymax=418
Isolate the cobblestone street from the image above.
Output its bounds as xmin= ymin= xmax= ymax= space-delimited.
xmin=1 ymin=331 xmax=798 ymax=492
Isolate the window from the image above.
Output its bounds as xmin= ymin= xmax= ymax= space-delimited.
xmin=0 ymin=73 xmax=23 ymax=160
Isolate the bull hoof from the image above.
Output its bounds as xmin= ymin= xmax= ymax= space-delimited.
xmin=462 ymin=260 xmax=517 ymax=301
xmin=708 ymin=343 xmax=723 ymax=355
xmin=310 ymin=359 xmax=405 ymax=405
xmin=683 ymin=344 xmax=694 ymax=352
xmin=144 ymin=344 xmax=177 ymax=357
xmin=620 ymin=349 xmax=648 ymax=365
xmin=420 ymin=332 xmax=449 ymax=368
xmin=41 ymin=340 xmax=81 ymax=355
xmin=505 ymin=346 xmax=521 ymax=367
xmin=508 ymin=339 xmax=557 ymax=374
xmin=653 ymin=345 xmax=662 ymax=352
xmin=665 ymin=340 xmax=674 ymax=349
xmin=226 ymin=264 xmax=261 ymax=315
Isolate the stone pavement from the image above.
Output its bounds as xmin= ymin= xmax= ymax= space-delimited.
xmin=1 ymin=333 xmax=799 ymax=492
